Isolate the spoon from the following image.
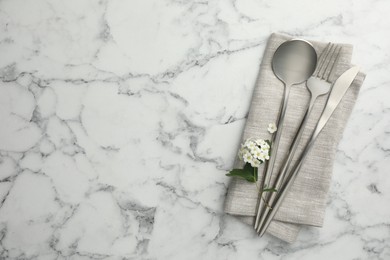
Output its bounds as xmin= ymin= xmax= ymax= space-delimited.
xmin=256 ymin=43 xmax=341 ymax=233
xmin=254 ymin=39 xmax=317 ymax=231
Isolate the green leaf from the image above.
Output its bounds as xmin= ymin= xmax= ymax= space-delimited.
xmin=226 ymin=164 xmax=256 ymax=183
xmin=262 ymin=188 xmax=277 ymax=192
xmin=243 ymin=162 xmax=253 ymax=172
xmin=244 ymin=163 xmax=258 ymax=182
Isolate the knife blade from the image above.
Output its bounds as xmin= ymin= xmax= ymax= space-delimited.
xmin=257 ymin=66 xmax=360 ymax=237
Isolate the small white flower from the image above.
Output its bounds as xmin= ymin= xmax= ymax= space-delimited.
xmin=255 ymin=139 xmax=263 ymax=146
xmin=252 ymin=148 xmax=262 ymax=160
xmin=267 ymin=123 xmax=277 ymax=134
xmin=251 ymin=159 xmax=261 ymax=168
xmin=243 ymin=151 xmax=253 ymax=164
xmin=260 ymin=146 xmax=269 ymax=153
xmin=245 ymin=141 xmax=256 ymax=150
xmin=253 ymin=146 xmax=261 ymax=153
xmin=250 ymin=147 xmax=259 ymax=155
xmin=261 ymin=142 xmax=270 ymax=149
xmin=257 ymin=153 xmax=265 ymax=162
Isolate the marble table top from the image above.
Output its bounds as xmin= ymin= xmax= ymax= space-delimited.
xmin=0 ymin=0 xmax=389 ymax=259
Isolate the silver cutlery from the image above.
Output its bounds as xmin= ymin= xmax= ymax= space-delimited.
xmin=256 ymin=43 xmax=341 ymax=233
xmin=258 ymin=66 xmax=360 ymax=236
xmin=254 ymin=39 xmax=317 ymax=230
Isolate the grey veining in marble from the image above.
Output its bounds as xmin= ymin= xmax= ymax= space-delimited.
xmin=0 ymin=0 xmax=389 ymax=259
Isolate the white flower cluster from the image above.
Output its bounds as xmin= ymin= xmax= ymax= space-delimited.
xmin=238 ymin=138 xmax=270 ymax=168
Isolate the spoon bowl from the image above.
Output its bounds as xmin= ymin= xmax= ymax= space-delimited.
xmin=272 ymin=40 xmax=317 ymax=85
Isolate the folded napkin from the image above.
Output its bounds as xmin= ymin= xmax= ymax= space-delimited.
xmin=224 ymin=33 xmax=366 ymax=243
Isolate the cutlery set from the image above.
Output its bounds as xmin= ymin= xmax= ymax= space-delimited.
xmin=254 ymin=40 xmax=360 ymax=235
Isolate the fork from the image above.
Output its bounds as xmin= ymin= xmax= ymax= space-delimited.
xmin=255 ymin=43 xmax=342 ymax=234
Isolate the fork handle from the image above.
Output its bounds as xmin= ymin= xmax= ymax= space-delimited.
xmin=281 ymin=95 xmax=316 ymax=183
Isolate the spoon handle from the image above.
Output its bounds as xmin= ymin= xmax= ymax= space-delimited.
xmin=256 ymin=95 xmax=316 ymax=232
xmin=254 ymin=84 xmax=291 ymax=230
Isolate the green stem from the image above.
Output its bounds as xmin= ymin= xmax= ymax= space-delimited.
xmin=253 ymin=167 xmax=272 ymax=209
xmin=253 ymin=166 xmax=257 ymax=182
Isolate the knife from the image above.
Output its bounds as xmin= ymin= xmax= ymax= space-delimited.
xmin=257 ymin=66 xmax=360 ymax=237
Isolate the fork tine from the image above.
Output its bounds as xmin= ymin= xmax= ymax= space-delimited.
xmin=323 ymin=46 xmax=342 ymax=81
xmin=321 ymin=44 xmax=337 ymax=80
xmin=314 ymin=42 xmax=331 ymax=76
xmin=317 ymin=44 xmax=335 ymax=79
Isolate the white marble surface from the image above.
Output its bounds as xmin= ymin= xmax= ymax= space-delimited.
xmin=0 ymin=0 xmax=389 ymax=259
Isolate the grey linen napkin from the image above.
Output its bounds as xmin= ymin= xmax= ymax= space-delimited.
xmin=224 ymin=33 xmax=366 ymax=243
